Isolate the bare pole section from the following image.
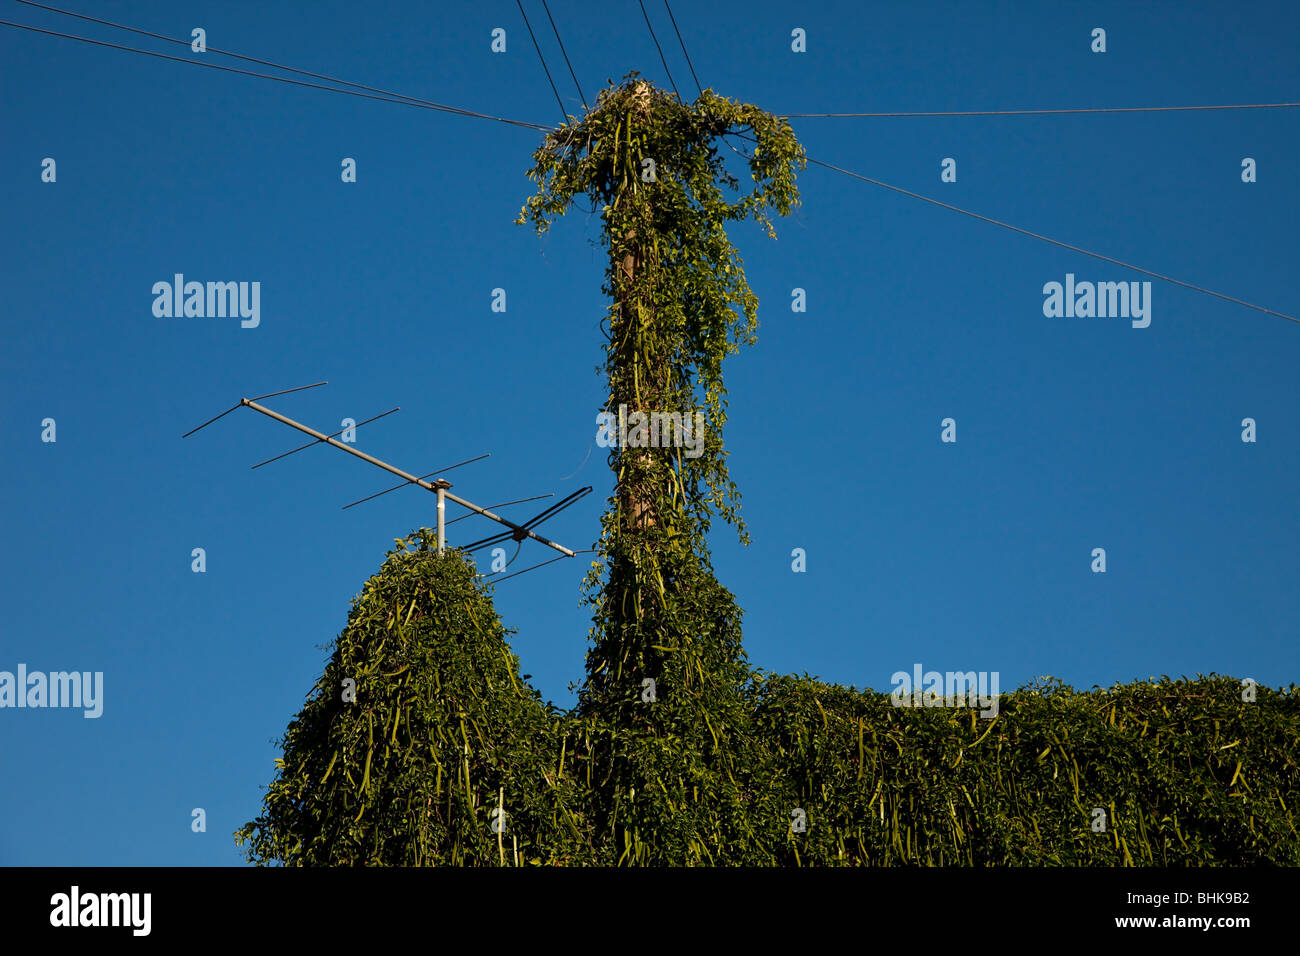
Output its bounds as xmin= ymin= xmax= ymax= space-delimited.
xmin=436 ymin=482 xmax=447 ymax=556
xmin=240 ymin=398 xmax=577 ymax=558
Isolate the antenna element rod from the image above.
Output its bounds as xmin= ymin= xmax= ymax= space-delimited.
xmin=242 ymin=398 xmax=576 ymax=556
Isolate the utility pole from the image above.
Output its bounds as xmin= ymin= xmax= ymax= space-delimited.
xmin=612 ymin=80 xmax=665 ymax=539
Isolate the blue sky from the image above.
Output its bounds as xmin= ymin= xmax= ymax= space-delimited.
xmin=1 ymin=0 xmax=1296 ymax=865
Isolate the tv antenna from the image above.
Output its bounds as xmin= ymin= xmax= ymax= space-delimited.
xmin=183 ymin=381 xmax=592 ymax=579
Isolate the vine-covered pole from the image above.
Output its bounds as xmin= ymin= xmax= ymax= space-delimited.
xmin=517 ymin=75 xmax=805 ymax=711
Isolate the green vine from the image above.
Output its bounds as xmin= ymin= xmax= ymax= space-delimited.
xmin=517 ymin=79 xmax=806 ymax=859
xmin=519 ymin=75 xmax=803 ymax=715
xmin=234 ymin=80 xmax=1300 ymax=867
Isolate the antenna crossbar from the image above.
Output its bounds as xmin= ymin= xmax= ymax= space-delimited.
xmin=239 ymin=398 xmax=580 ymax=558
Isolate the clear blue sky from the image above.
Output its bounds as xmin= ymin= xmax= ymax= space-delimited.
xmin=2 ymin=0 xmax=1296 ymax=866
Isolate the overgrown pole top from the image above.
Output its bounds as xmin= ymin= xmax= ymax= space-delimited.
xmin=517 ymin=75 xmax=806 ymax=711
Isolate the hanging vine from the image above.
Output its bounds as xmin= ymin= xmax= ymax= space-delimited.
xmin=517 ymin=76 xmax=805 ymax=861
xmin=519 ymin=75 xmax=804 ymax=710
xmin=234 ymin=79 xmax=1298 ymax=869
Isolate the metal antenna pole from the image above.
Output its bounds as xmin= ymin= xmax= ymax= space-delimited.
xmin=240 ymin=398 xmax=578 ymax=557
xmin=436 ymin=480 xmax=448 ymax=555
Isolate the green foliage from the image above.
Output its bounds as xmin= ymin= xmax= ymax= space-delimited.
xmin=753 ymin=674 xmax=1300 ymax=865
xmin=516 ymin=76 xmax=806 ymax=863
xmin=235 ymin=532 xmax=590 ymax=866
xmin=518 ymin=75 xmax=803 ymax=552
xmin=238 ymin=545 xmax=1300 ymax=865
xmin=237 ymin=79 xmax=1300 ymax=866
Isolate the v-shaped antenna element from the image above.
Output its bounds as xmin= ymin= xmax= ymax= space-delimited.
xmin=181 ymin=380 xmax=327 ymax=438
xmin=459 ymin=487 xmax=593 ymax=553
xmin=445 ymin=494 xmax=553 ymax=527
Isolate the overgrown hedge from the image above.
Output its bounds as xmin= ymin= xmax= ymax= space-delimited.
xmin=237 ymin=534 xmax=1300 ymax=866
xmin=235 ymin=80 xmax=1298 ymax=866
xmin=235 ymin=533 xmax=590 ymax=866
xmin=753 ymin=672 xmax=1299 ymax=865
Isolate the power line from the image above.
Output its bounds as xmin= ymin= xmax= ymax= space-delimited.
xmin=758 ymin=137 xmax=1296 ymax=324
xmin=14 ymin=0 xmax=429 ymax=102
xmin=782 ymin=103 xmax=1300 ymax=118
xmin=516 ymin=0 xmax=568 ymax=123
xmin=1 ymin=12 xmax=552 ymax=132
xmin=540 ymin=0 xmax=587 ymax=112
xmin=636 ymin=0 xmax=680 ymax=100
xmin=10 ymin=3 xmax=1287 ymax=323
xmin=19 ymin=4 xmax=1292 ymax=131
xmin=662 ymin=0 xmax=701 ymax=98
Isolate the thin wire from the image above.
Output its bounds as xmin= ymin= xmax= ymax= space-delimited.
xmin=0 ymin=16 xmax=553 ymax=132
xmin=662 ymin=0 xmax=701 ymax=98
xmin=782 ymin=102 xmax=1300 ymax=118
xmin=558 ymin=442 xmax=593 ymax=480
xmin=20 ymin=4 xmax=1285 ymax=322
xmin=540 ymin=0 xmax=587 ymax=111
xmin=739 ymin=134 xmax=1297 ymax=324
xmin=14 ymin=0 xmax=443 ymax=105
xmin=11 ymin=0 xmax=554 ymax=129
xmin=490 ymin=549 xmax=596 ymax=584
xmin=516 ymin=0 xmax=568 ymax=123
xmin=488 ymin=554 xmax=566 ymax=582
xmin=637 ymin=0 xmax=680 ymax=100
xmin=722 ymin=136 xmax=752 ymax=161
xmin=21 ymin=5 xmax=1295 ymax=128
